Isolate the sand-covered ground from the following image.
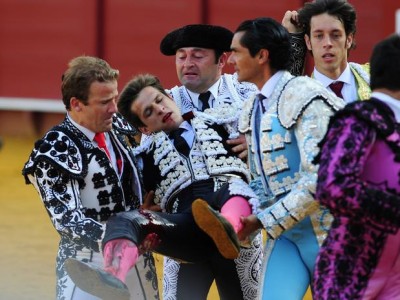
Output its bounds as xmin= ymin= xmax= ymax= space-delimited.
xmin=0 ymin=136 xmax=60 ymax=300
xmin=0 ymin=136 xmax=312 ymax=300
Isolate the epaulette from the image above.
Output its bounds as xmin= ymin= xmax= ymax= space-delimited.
xmin=278 ymin=76 xmax=344 ymax=129
xmin=22 ymin=127 xmax=87 ymax=180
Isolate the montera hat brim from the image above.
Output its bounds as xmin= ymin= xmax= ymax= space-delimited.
xmin=160 ymin=24 xmax=233 ymax=56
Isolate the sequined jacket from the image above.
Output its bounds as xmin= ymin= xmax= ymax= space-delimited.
xmin=348 ymin=62 xmax=371 ymax=100
xmin=167 ymin=73 xmax=264 ymax=203
xmin=239 ymin=71 xmax=344 ymax=244
xmin=135 ymin=105 xmax=259 ymax=213
xmin=167 ymin=73 xmax=257 ymax=125
xmin=313 ymin=99 xmax=400 ymax=299
xmin=22 ymin=114 xmax=141 ymax=253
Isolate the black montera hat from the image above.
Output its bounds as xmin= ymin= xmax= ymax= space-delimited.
xmin=160 ymin=24 xmax=233 ymax=56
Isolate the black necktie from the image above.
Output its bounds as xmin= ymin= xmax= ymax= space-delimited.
xmin=198 ymin=91 xmax=211 ymax=111
xmin=169 ymin=128 xmax=190 ymax=157
xmin=329 ymin=81 xmax=344 ymax=99
xmin=256 ymin=94 xmax=267 ymax=113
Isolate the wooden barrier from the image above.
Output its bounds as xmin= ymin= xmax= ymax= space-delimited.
xmin=0 ymin=97 xmax=65 ymax=113
xmin=0 ymin=97 xmax=65 ymax=137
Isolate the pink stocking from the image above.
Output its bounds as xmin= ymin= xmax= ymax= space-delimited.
xmin=103 ymin=239 xmax=139 ymax=283
xmin=102 ymin=234 xmax=161 ymax=283
xmin=221 ymin=196 xmax=251 ymax=233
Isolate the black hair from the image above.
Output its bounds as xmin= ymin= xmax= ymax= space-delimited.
xmin=370 ymin=34 xmax=400 ymax=91
xmin=234 ymin=17 xmax=292 ymax=71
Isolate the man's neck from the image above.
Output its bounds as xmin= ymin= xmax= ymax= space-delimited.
xmin=373 ymin=88 xmax=400 ymax=101
xmin=316 ymin=68 xmax=341 ymax=80
xmin=314 ymin=62 xmax=350 ymax=82
xmin=164 ymin=118 xmax=185 ymax=134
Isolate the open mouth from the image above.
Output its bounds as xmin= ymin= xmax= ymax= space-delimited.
xmin=163 ymin=112 xmax=172 ymax=123
xmin=322 ymin=53 xmax=335 ymax=59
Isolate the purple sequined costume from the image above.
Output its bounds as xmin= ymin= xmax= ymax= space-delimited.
xmin=313 ymin=99 xmax=400 ymax=299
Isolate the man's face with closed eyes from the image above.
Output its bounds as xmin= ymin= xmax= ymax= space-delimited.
xmin=131 ymin=86 xmax=183 ymax=135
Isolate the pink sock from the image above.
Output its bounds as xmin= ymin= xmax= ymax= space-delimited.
xmin=103 ymin=239 xmax=139 ymax=283
xmin=221 ymin=196 xmax=251 ymax=233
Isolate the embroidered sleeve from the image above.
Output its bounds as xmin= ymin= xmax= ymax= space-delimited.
xmin=140 ymin=152 xmax=162 ymax=196
xmin=257 ymin=99 xmax=334 ymax=238
xmin=30 ymin=161 xmax=104 ymax=252
xmin=289 ymin=32 xmax=307 ymax=76
xmin=316 ymin=115 xmax=400 ymax=231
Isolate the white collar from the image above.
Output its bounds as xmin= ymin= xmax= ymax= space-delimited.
xmin=259 ymin=70 xmax=285 ymax=98
xmin=179 ymin=120 xmax=192 ymax=131
xmin=371 ymin=92 xmax=400 ymax=122
xmin=313 ymin=63 xmax=353 ymax=87
xmin=186 ymin=77 xmax=221 ymax=106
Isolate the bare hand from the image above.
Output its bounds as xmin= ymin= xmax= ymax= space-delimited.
xmin=227 ymin=134 xmax=248 ymax=160
xmin=237 ymin=215 xmax=263 ymax=242
xmin=140 ymin=190 xmax=161 ymax=212
xmin=282 ymin=10 xmax=302 ymax=33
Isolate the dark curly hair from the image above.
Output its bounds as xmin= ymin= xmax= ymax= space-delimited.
xmin=298 ymin=0 xmax=357 ymax=50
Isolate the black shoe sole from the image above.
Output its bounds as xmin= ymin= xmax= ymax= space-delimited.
xmin=64 ymin=258 xmax=130 ymax=300
xmin=192 ymin=199 xmax=240 ymax=259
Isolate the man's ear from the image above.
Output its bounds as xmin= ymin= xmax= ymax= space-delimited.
xmin=258 ymin=49 xmax=269 ymax=63
xmin=70 ymin=97 xmax=82 ymax=112
xmin=304 ymin=34 xmax=312 ymax=51
xmin=218 ymin=52 xmax=228 ymax=68
xmin=139 ymin=126 xmax=151 ymax=135
xmin=346 ymin=33 xmax=354 ymax=49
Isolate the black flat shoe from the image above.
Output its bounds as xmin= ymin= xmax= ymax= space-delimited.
xmin=64 ymin=258 xmax=130 ymax=300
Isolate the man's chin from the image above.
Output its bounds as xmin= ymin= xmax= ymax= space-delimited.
xmin=237 ymin=74 xmax=247 ymax=83
xmin=181 ymin=79 xmax=198 ymax=91
xmin=103 ymin=124 xmax=113 ymax=132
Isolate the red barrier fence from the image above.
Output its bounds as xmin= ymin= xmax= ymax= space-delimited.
xmin=0 ymin=0 xmax=397 ymax=136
